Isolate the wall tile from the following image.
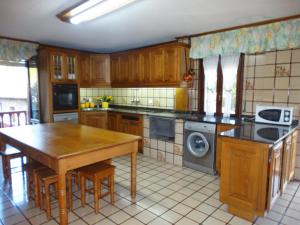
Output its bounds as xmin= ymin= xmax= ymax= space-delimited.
xmin=144 ymin=128 xmax=149 ymax=138
xmin=274 ymin=90 xmax=288 ymax=103
xmin=289 ymin=91 xmax=300 ymax=104
xmin=275 ymin=64 xmax=290 ymax=77
xmin=255 ymin=54 xmax=266 ymax=65
xmin=174 ymin=155 xmax=183 ymax=166
xmin=255 ymin=65 xmax=275 ymax=77
xmin=265 ymin=51 xmax=276 ymax=64
xmin=275 ymin=77 xmax=290 ymax=90
xmin=150 ymin=139 xmax=158 ymax=149
xmin=292 ymin=49 xmax=300 ymax=63
xmin=166 ymin=153 xmax=174 ymax=164
xmin=166 ymin=142 xmax=174 ymax=153
xmin=276 ymin=50 xmax=291 ymax=63
xmin=290 ymin=77 xmax=300 ymax=89
xmin=291 ymin=63 xmax=300 ymax=76
xmin=157 ymin=140 xmax=166 ymax=151
xmin=174 ymin=144 xmax=183 ymax=156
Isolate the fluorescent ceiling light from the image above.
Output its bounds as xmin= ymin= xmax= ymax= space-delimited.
xmin=57 ymin=0 xmax=139 ymax=24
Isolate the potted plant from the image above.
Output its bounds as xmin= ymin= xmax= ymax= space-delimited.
xmin=96 ymin=95 xmax=113 ymax=108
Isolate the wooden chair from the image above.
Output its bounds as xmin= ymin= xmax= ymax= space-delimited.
xmin=23 ymin=161 xmax=46 ymax=205
xmin=0 ymin=145 xmax=25 ymax=181
xmin=37 ymin=168 xmax=59 ymax=219
xmin=78 ymin=162 xmax=115 ymax=214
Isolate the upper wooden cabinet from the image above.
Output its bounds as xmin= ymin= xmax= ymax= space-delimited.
xmin=79 ymin=54 xmax=110 ymax=87
xmin=110 ymin=42 xmax=190 ymax=87
xmin=39 ymin=47 xmax=79 ymax=83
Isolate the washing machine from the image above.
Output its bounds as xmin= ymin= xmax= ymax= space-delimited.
xmin=183 ymin=121 xmax=216 ymax=175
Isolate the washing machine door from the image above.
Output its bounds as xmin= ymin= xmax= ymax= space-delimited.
xmin=187 ymin=132 xmax=209 ymax=158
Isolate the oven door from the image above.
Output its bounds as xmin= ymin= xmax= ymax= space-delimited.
xmin=53 ymin=84 xmax=78 ymax=111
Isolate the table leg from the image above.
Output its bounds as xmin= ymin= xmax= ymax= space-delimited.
xmin=131 ymin=151 xmax=137 ymax=199
xmin=58 ymin=170 xmax=68 ymax=225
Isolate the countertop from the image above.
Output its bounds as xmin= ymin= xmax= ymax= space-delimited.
xmin=220 ymin=121 xmax=299 ymax=145
xmin=81 ymin=105 xmax=242 ymax=125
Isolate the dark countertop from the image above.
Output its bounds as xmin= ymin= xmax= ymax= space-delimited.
xmin=220 ymin=121 xmax=299 ymax=145
xmin=81 ymin=105 xmax=242 ymax=125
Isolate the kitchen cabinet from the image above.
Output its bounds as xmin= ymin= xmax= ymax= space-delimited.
xmin=107 ymin=112 xmax=143 ymax=152
xmin=110 ymin=42 xmax=190 ymax=87
xmin=47 ymin=49 xmax=78 ymax=83
xmin=80 ymin=111 xmax=107 ymax=129
xmin=219 ymin=130 xmax=298 ymax=221
xmin=267 ymin=142 xmax=283 ymax=210
xmin=79 ymin=54 xmax=110 ymax=87
xmin=216 ymin=124 xmax=239 ymax=174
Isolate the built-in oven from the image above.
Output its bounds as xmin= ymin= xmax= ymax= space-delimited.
xmin=52 ymin=84 xmax=78 ymax=111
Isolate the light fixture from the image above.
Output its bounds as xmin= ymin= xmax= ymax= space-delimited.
xmin=57 ymin=0 xmax=139 ymax=24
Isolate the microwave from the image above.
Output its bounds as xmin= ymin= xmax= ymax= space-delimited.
xmin=52 ymin=84 xmax=78 ymax=111
xmin=255 ymin=105 xmax=293 ymax=126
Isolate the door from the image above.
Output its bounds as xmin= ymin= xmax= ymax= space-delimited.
xmin=186 ymin=132 xmax=209 ymax=157
xmin=107 ymin=112 xmax=119 ymax=131
xmin=119 ymin=54 xmax=130 ymax=81
xmin=281 ymin=135 xmax=292 ymax=191
xmin=150 ymin=48 xmax=164 ymax=83
xmin=28 ymin=57 xmax=40 ymax=123
xmin=49 ymin=52 xmax=65 ymax=81
xmin=267 ymin=142 xmax=283 ymax=210
xmin=140 ymin=50 xmax=151 ymax=83
xmin=79 ymin=54 xmax=90 ymax=87
xmin=129 ymin=52 xmax=141 ymax=83
xmin=164 ymin=47 xmax=179 ymax=83
xmin=90 ymin=55 xmax=110 ymax=86
xmin=65 ymin=53 xmax=78 ymax=81
xmin=111 ymin=55 xmax=120 ymax=84
xmin=289 ymin=131 xmax=298 ymax=180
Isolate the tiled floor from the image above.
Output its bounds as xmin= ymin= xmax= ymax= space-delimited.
xmin=0 ymin=154 xmax=300 ymax=225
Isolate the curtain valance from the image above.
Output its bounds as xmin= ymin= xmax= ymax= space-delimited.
xmin=0 ymin=38 xmax=39 ymax=62
xmin=190 ymin=18 xmax=300 ymax=59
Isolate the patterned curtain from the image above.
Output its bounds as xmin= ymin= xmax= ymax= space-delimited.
xmin=0 ymin=38 xmax=39 ymax=62
xmin=190 ymin=18 xmax=300 ymax=59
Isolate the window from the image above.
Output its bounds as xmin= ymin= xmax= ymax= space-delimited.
xmin=198 ymin=54 xmax=244 ymax=117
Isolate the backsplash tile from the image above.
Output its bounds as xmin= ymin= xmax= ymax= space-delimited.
xmin=80 ymin=88 xmax=176 ymax=109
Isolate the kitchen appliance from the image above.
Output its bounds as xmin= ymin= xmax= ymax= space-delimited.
xmin=255 ymin=105 xmax=293 ymax=126
xmin=150 ymin=116 xmax=175 ymax=141
xmin=53 ymin=112 xmax=79 ymax=123
xmin=52 ymin=84 xmax=78 ymax=111
xmin=183 ymin=121 xmax=216 ymax=174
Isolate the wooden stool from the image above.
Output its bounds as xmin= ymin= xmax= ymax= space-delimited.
xmin=23 ymin=161 xmax=46 ymax=204
xmin=78 ymin=162 xmax=115 ymax=214
xmin=0 ymin=145 xmax=24 ymax=181
xmin=37 ymin=168 xmax=58 ymax=219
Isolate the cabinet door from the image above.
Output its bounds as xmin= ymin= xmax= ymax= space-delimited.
xmin=216 ymin=124 xmax=238 ymax=174
xmin=81 ymin=112 xmax=107 ymax=129
xmin=107 ymin=112 xmax=120 ymax=131
xmin=90 ymin=55 xmax=110 ymax=86
xmin=140 ymin=51 xmax=151 ymax=83
xmin=289 ymin=131 xmax=298 ymax=180
xmin=79 ymin=54 xmax=91 ymax=87
xmin=119 ymin=54 xmax=130 ymax=80
xmin=50 ymin=52 xmax=65 ymax=81
xmin=66 ymin=54 xmax=78 ymax=81
xmin=111 ymin=56 xmax=121 ymax=83
xmin=129 ymin=52 xmax=141 ymax=83
xmin=267 ymin=142 xmax=283 ymax=211
xmin=164 ymin=47 xmax=179 ymax=83
xmin=150 ymin=48 xmax=164 ymax=83
xmin=281 ymin=135 xmax=292 ymax=191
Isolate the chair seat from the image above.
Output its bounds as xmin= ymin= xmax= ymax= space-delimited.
xmin=78 ymin=162 xmax=115 ymax=176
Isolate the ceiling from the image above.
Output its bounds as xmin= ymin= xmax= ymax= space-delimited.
xmin=0 ymin=0 xmax=300 ymax=53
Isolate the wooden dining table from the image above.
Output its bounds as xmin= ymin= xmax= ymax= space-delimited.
xmin=0 ymin=123 xmax=141 ymax=225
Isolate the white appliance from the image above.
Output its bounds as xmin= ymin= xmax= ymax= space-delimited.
xmin=53 ymin=112 xmax=79 ymax=123
xmin=255 ymin=105 xmax=293 ymax=126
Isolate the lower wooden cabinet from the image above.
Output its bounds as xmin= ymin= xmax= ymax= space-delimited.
xmin=80 ymin=111 xmax=107 ymax=129
xmin=220 ymin=130 xmax=298 ymax=221
xmin=216 ymin=124 xmax=239 ymax=174
xmin=107 ymin=112 xmax=119 ymax=131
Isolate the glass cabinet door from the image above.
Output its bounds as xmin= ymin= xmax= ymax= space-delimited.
xmin=66 ymin=55 xmax=77 ymax=81
xmin=50 ymin=54 xmax=64 ymax=81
